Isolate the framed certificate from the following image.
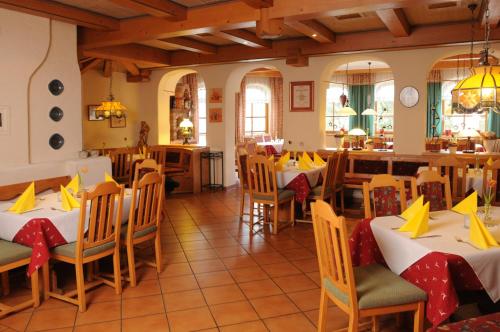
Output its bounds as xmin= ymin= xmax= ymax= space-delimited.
xmin=290 ymin=81 xmax=314 ymax=112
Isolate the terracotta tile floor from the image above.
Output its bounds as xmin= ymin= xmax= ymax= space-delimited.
xmin=0 ymin=187 xmax=407 ymax=331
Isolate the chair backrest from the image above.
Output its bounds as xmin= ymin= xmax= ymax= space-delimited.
xmin=146 ymin=145 xmax=166 ymax=165
xmin=127 ymin=172 xmax=165 ymax=240
xmin=321 ymin=154 xmax=338 ymax=197
xmin=411 ymin=170 xmax=452 ymax=211
xmin=483 ymin=159 xmax=500 ymax=205
xmin=311 ymin=200 xmax=357 ymax=311
xmin=335 ymin=149 xmax=349 ymax=187
xmin=363 ymin=174 xmax=407 ymax=219
xmin=431 ymin=156 xmax=467 ymax=200
xmin=0 ymin=176 xmax=71 ymax=201
xmin=245 ymin=140 xmax=257 ymax=155
xmin=77 ymin=182 xmax=124 ymax=260
xmin=109 ymin=147 xmax=135 ymax=180
xmin=236 ymin=149 xmax=249 ymax=189
xmin=247 ymin=154 xmax=278 ymax=201
xmin=134 ymin=159 xmax=163 ymax=182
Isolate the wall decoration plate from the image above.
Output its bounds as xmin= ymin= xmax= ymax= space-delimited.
xmin=399 ymin=86 xmax=419 ymax=108
xmin=48 ymin=79 xmax=64 ymax=96
xmin=49 ymin=107 xmax=64 ymax=121
xmin=49 ymin=133 xmax=64 ymax=149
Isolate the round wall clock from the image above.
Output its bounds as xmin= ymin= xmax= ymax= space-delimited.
xmin=399 ymin=86 xmax=419 ymax=108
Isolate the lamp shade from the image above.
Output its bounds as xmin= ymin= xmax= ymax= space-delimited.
xmin=179 ymin=118 xmax=194 ymax=129
xmin=338 ymin=106 xmax=357 ymax=116
xmin=361 ymin=108 xmax=376 ymax=115
xmin=348 ymin=128 xmax=367 ymax=136
xmin=458 ymin=128 xmax=480 ymax=138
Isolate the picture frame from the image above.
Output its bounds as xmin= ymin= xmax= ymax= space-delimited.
xmin=110 ymin=115 xmax=126 ymax=128
xmin=290 ymin=81 xmax=314 ymax=112
xmin=208 ymin=108 xmax=223 ymax=122
xmin=88 ymin=105 xmax=104 ymax=121
xmin=208 ymin=88 xmax=223 ymax=104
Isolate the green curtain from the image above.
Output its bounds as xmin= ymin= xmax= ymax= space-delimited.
xmin=348 ymin=84 xmax=375 ymax=135
xmin=488 ymin=111 xmax=500 ymax=137
xmin=426 ymin=82 xmax=442 ymax=137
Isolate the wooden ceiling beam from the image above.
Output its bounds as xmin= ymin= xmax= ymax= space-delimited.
xmin=240 ymin=0 xmax=273 ymax=9
xmin=80 ymin=58 xmax=103 ymax=74
xmin=157 ymin=37 xmax=217 ymax=54
xmin=256 ymin=8 xmax=284 ymax=38
xmin=285 ymin=19 xmax=335 ymax=43
xmin=376 ymin=8 xmax=411 ymax=37
xmin=108 ymin=0 xmax=186 ymax=20
xmin=213 ymin=29 xmax=272 ymax=48
xmin=103 ymin=60 xmax=113 ymax=77
xmin=120 ymin=61 xmax=140 ymax=75
xmin=166 ymin=21 xmax=500 ymax=67
xmin=82 ymin=44 xmax=170 ymax=67
xmin=0 ymin=0 xmax=119 ymax=30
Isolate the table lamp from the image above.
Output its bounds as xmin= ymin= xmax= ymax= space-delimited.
xmin=179 ymin=118 xmax=194 ymax=145
xmin=348 ymin=128 xmax=367 ymax=150
xmin=458 ymin=128 xmax=480 ymax=153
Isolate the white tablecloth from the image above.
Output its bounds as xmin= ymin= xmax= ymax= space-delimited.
xmin=0 ymin=189 xmax=133 ymax=243
xmin=65 ymin=156 xmax=112 ymax=187
xmin=371 ymin=208 xmax=500 ymax=301
xmin=276 ymin=165 xmax=324 ymax=188
xmin=257 ymin=141 xmax=284 ymax=153
xmin=417 ymin=166 xmax=484 ymax=196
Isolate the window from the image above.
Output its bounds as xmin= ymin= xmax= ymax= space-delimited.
xmin=441 ymin=81 xmax=487 ymax=134
xmin=198 ymin=83 xmax=207 ymax=146
xmin=374 ymin=80 xmax=394 ymax=133
xmin=245 ymin=84 xmax=270 ymax=137
xmin=325 ymin=83 xmax=349 ymax=133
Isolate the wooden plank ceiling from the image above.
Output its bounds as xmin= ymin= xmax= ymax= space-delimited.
xmin=3 ymin=0 xmax=499 ymax=81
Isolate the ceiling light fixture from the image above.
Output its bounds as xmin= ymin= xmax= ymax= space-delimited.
xmin=312 ymin=33 xmax=317 ymax=37
xmin=96 ymin=71 xmax=127 ymax=119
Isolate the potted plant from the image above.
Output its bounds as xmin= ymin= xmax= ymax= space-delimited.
xmin=448 ymin=136 xmax=458 ymax=154
xmin=333 ymin=130 xmax=345 ymax=150
xmin=481 ymin=131 xmax=497 ymax=153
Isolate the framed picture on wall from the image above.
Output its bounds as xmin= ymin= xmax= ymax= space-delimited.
xmin=110 ymin=116 xmax=126 ymax=128
xmin=88 ymin=105 xmax=104 ymax=121
xmin=209 ymin=88 xmax=223 ymax=103
xmin=209 ymin=108 xmax=223 ymax=122
xmin=290 ymin=81 xmax=314 ymax=112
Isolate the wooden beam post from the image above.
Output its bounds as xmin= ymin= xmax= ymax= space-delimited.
xmin=108 ymin=0 xmax=187 ymax=20
xmin=158 ymin=37 xmax=217 ymax=54
xmin=120 ymin=61 xmax=140 ymax=76
xmin=376 ymin=8 xmax=411 ymax=37
xmin=127 ymin=69 xmax=152 ymax=82
xmin=256 ymin=8 xmax=284 ymax=39
xmin=103 ymin=60 xmax=113 ymax=77
xmin=80 ymin=58 xmax=103 ymax=74
xmin=213 ymin=29 xmax=272 ymax=48
xmin=240 ymin=0 xmax=273 ymax=9
xmin=285 ymin=19 xmax=335 ymax=43
xmin=286 ymin=48 xmax=308 ymax=67
xmin=82 ymin=44 xmax=171 ymax=67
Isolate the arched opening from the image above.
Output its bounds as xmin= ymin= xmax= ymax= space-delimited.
xmin=235 ymin=67 xmax=284 ymax=143
xmin=157 ymin=69 xmax=206 ymax=145
xmin=426 ymin=53 xmax=499 ymax=139
xmin=325 ymin=60 xmax=394 ymax=147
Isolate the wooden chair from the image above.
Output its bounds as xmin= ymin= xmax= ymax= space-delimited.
xmin=363 ymin=174 xmax=407 ymax=219
xmin=483 ymin=159 xmax=500 ymax=205
xmin=245 ymin=140 xmax=258 ymax=155
xmin=0 ymin=241 xmax=40 ymax=318
xmin=146 ymin=145 xmax=166 ymax=166
xmin=236 ymin=149 xmax=250 ymax=220
xmin=305 ymin=154 xmax=337 ymax=211
xmin=45 ymin=182 xmax=124 ymax=312
xmin=311 ymin=200 xmax=426 ymax=332
xmin=334 ymin=149 xmax=349 ymax=214
xmin=108 ymin=147 xmax=135 ymax=187
xmin=430 ymin=156 xmax=468 ymax=202
xmin=411 ymin=170 xmax=452 ymax=211
xmin=247 ymin=154 xmax=295 ymax=234
xmin=134 ymin=159 xmax=163 ymax=182
xmin=122 ymin=171 xmax=165 ymax=287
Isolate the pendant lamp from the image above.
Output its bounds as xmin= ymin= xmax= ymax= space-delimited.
xmin=96 ymin=71 xmax=127 ymax=119
xmin=362 ymin=62 xmax=376 ymax=116
xmin=339 ymin=63 xmax=357 ymax=116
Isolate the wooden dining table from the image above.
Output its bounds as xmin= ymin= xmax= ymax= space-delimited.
xmin=349 ymin=208 xmax=500 ymax=327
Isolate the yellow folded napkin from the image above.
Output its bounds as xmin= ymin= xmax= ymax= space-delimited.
xmin=298 ymin=157 xmax=313 ymax=170
xmin=105 ymin=172 xmax=118 ymax=185
xmin=452 ymin=191 xmax=478 ymax=215
xmin=66 ymin=174 xmax=80 ymax=194
xmin=60 ymin=185 xmax=80 ymax=211
xmin=470 ymin=212 xmax=499 ymax=249
xmin=268 ymin=155 xmax=274 ymax=162
xmin=279 ymin=152 xmax=290 ymax=166
xmin=8 ymin=182 xmax=36 ymax=214
xmin=302 ymin=152 xmax=314 ymax=167
xmin=313 ymin=152 xmax=326 ymax=166
xmin=487 ymin=157 xmax=494 ymax=167
xmin=399 ymin=201 xmax=430 ymax=238
xmin=400 ymin=195 xmax=424 ymax=221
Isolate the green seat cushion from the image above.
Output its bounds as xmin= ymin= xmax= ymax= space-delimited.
xmin=52 ymin=241 xmax=116 ymax=258
xmin=324 ymin=264 xmax=427 ymax=310
xmin=0 ymin=240 xmax=32 ymax=266
xmin=120 ymin=224 xmax=158 ymax=239
xmin=254 ymin=189 xmax=295 ymax=202
xmin=309 ymin=185 xmax=331 ymax=197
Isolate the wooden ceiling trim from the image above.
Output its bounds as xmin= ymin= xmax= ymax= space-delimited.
xmin=120 ymin=61 xmax=140 ymax=75
xmin=103 ymin=60 xmax=113 ymax=77
xmin=80 ymin=58 xmax=103 ymax=74
xmin=108 ymin=0 xmax=187 ymax=20
xmin=158 ymin=37 xmax=217 ymax=54
xmin=0 ymin=0 xmax=119 ymax=30
xmin=82 ymin=44 xmax=171 ymax=67
xmin=241 ymin=0 xmax=273 ymax=9
xmin=213 ymin=29 xmax=272 ymax=48
xmin=285 ymin=19 xmax=336 ymax=43
xmin=376 ymin=8 xmax=411 ymax=37
xmin=166 ymin=21 xmax=500 ymax=67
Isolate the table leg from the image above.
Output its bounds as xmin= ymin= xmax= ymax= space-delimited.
xmin=1 ymin=272 xmax=9 ymax=296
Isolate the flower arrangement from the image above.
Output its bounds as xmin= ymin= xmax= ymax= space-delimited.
xmin=483 ymin=179 xmax=497 ymax=222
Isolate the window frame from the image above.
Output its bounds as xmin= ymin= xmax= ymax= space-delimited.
xmin=244 ymin=83 xmax=271 ymax=138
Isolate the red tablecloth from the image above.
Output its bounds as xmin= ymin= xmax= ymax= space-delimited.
xmin=426 ymin=312 xmax=500 ymax=331
xmin=264 ymin=145 xmax=278 ymax=156
xmin=349 ymin=219 xmax=483 ymax=327
xmin=12 ymin=218 xmax=67 ymax=276
xmin=285 ymin=173 xmax=312 ymax=203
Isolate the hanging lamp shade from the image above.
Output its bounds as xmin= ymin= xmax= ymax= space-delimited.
xmin=338 ymin=106 xmax=357 ymax=116
xmin=361 ymin=108 xmax=376 ymax=115
xmin=96 ymin=100 xmax=127 ymax=118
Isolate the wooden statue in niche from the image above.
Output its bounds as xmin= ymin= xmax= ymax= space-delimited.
xmin=137 ymin=121 xmax=150 ymax=150
xmin=170 ymin=82 xmax=193 ymax=143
